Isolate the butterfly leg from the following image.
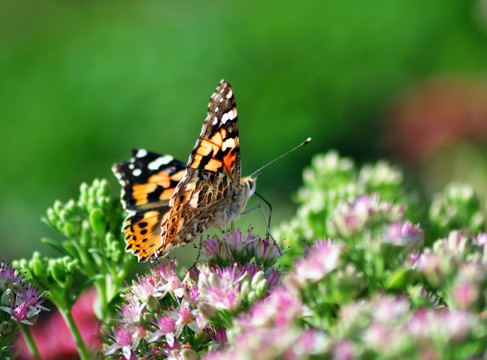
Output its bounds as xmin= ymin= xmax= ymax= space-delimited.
xmin=241 ymin=202 xmax=282 ymax=255
xmin=254 ymin=192 xmax=272 ymax=233
xmin=194 ymin=235 xmax=204 ymax=262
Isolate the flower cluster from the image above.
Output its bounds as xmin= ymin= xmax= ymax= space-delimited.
xmin=428 ymin=182 xmax=485 ymax=241
xmin=207 ymin=284 xmax=485 ymax=359
xmin=331 ymin=294 xmax=485 ymax=359
xmin=7 ymin=150 xmax=487 ymax=359
xmin=104 ymin=229 xmax=282 ymax=359
xmin=275 ymin=151 xmax=415 ymax=268
xmin=0 ymin=262 xmax=47 ymax=358
xmin=414 ymin=231 xmax=487 ymax=311
xmin=206 ymin=289 xmax=329 ymax=360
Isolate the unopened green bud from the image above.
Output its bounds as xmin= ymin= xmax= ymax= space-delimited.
xmin=49 ymin=259 xmax=67 ymax=286
xmin=64 ymin=258 xmax=78 ymax=273
xmin=247 ymin=291 xmax=257 ymax=304
xmin=255 ymin=279 xmax=268 ymax=298
xmin=90 ymin=209 xmax=106 ymax=236
xmin=31 ymin=253 xmax=45 ymax=278
xmin=1 ymin=276 xmax=13 ymax=291
xmin=63 ymin=222 xmax=76 ymax=238
xmin=54 ymin=200 xmax=63 ymax=215
xmin=199 ymin=302 xmax=217 ymax=319
xmin=181 ymin=348 xmax=200 ymax=360
xmin=46 ymin=207 xmax=57 ymax=225
xmin=88 ymin=181 xmax=97 ymax=199
xmin=80 ymin=221 xmax=92 ymax=247
xmin=98 ymin=179 xmax=110 ymax=198
xmin=59 ymin=209 xmax=70 ymax=224
xmin=65 ymin=199 xmax=77 ymax=214
xmin=0 ymin=321 xmax=11 ymax=335
xmin=240 ymin=279 xmax=250 ymax=300
xmin=62 ymin=240 xmax=78 ymax=258
xmin=146 ymin=295 xmax=160 ymax=313
xmin=250 ymin=271 xmax=265 ymax=288
xmin=1 ymin=289 xmax=14 ymax=306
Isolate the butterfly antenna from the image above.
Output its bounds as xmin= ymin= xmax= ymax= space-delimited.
xmin=249 ymin=137 xmax=312 ymax=178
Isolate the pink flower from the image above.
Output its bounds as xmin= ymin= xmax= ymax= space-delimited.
xmin=0 ymin=262 xmax=23 ymax=285
xmin=453 ymin=281 xmax=479 ymax=309
xmin=241 ymin=289 xmax=304 ymax=330
xmin=152 ymin=261 xmax=184 ymax=298
xmin=149 ymin=314 xmax=178 ymax=346
xmin=177 ymin=306 xmax=194 ymax=326
xmin=106 ymin=328 xmax=135 ymax=359
xmin=16 ymin=288 xmax=102 ymax=359
xmin=384 ymin=221 xmax=424 ymax=250
xmin=197 ymin=265 xmax=243 ymax=312
xmin=119 ymin=294 xmax=147 ymax=325
xmin=290 ymin=239 xmax=343 ymax=284
xmin=332 ymin=341 xmax=355 ymax=360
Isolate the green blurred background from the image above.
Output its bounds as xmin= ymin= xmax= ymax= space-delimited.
xmin=2 ymin=0 xmax=487 ymax=262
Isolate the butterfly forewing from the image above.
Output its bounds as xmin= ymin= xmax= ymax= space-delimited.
xmin=113 ymin=149 xmax=186 ymax=210
xmin=188 ymin=80 xmax=240 ymax=182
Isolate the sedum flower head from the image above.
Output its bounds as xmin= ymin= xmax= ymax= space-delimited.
xmin=105 ymin=228 xmax=282 ymax=359
xmin=288 ymin=238 xmax=344 ymax=286
xmin=0 ymin=262 xmax=48 ymax=358
xmin=0 ymin=263 xmax=48 ymax=326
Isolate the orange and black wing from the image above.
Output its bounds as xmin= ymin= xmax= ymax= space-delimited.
xmin=187 ymin=80 xmax=240 ymax=183
xmin=113 ymin=148 xmax=186 ymax=210
xmin=112 ymin=149 xmax=186 ymax=261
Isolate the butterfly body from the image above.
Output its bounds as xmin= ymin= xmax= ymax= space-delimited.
xmin=113 ymin=80 xmax=256 ymax=261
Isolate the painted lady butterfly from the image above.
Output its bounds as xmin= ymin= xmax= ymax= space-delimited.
xmin=113 ymin=80 xmax=256 ymax=262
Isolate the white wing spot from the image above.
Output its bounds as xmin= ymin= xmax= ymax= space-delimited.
xmin=136 ymin=149 xmax=148 ymax=158
xmin=148 ymin=155 xmax=173 ymax=170
xmin=129 ymin=163 xmax=135 ymax=169
xmin=222 ymin=138 xmax=236 ymax=151
xmin=133 ymin=168 xmax=142 ymax=176
xmin=212 ymin=117 xmax=218 ymax=125
xmin=226 ymin=90 xmax=233 ymax=99
xmin=189 ymin=191 xmax=200 ymax=208
xmin=221 ymin=108 xmax=236 ymax=124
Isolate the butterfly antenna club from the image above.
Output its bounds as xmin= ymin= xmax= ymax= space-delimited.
xmin=250 ymin=137 xmax=311 ymax=178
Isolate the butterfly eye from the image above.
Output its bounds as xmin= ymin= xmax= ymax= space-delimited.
xmin=246 ymin=178 xmax=257 ymax=197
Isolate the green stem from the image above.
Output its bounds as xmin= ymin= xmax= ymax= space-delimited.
xmin=22 ymin=326 xmax=40 ymax=360
xmin=94 ymin=280 xmax=109 ymax=323
xmin=59 ymin=308 xmax=91 ymax=360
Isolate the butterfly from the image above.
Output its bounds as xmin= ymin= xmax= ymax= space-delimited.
xmin=113 ymin=80 xmax=257 ymax=262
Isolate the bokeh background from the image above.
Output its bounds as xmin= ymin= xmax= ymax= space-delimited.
xmin=2 ymin=0 xmax=487 ymax=262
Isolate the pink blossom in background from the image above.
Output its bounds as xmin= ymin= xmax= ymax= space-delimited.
xmin=385 ymin=79 xmax=487 ymax=163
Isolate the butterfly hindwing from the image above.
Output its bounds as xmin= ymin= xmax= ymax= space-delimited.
xmin=123 ymin=208 xmax=167 ymax=262
xmin=113 ymin=149 xmax=187 ymax=261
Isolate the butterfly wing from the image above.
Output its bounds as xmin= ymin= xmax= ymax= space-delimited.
xmin=113 ymin=149 xmax=186 ymax=261
xmin=154 ymin=80 xmax=242 ymax=259
xmin=187 ymin=80 xmax=240 ymax=182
